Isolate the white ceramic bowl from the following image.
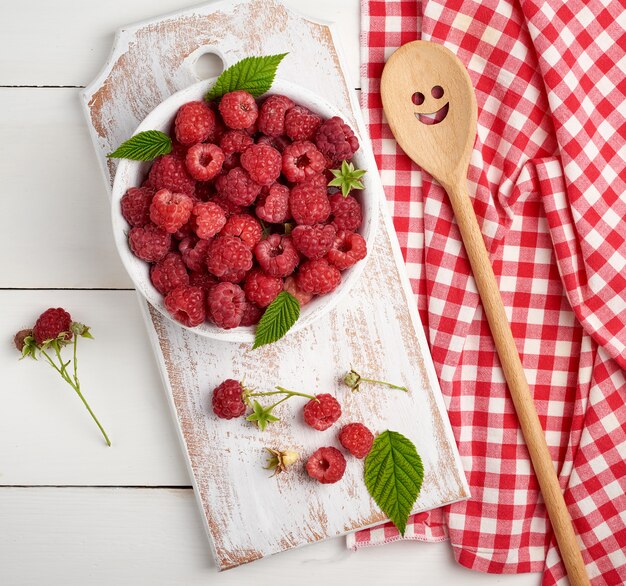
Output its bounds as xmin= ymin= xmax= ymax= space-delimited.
xmin=111 ymin=78 xmax=379 ymax=342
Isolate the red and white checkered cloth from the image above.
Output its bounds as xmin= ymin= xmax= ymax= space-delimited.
xmin=348 ymin=1 xmax=626 ymax=584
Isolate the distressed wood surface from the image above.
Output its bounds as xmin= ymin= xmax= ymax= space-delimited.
xmin=82 ymin=0 xmax=468 ymax=570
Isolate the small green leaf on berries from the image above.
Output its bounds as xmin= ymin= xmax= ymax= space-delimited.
xmin=205 ymin=54 xmax=288 ymax=101
xmin=107 ymin=130 xmax=172 ymax=161
xmin=246 ymin=400 xmax=280 ymax=431
xmin=19 ymin=334 xmax=38 ymax=360
xmin=328 ymin=161 xmax=366 ymax=197
xmin=364 ymin=430 xmax=424 ymax=536
xmin=253 ymin=291 xmax=300 ymax=349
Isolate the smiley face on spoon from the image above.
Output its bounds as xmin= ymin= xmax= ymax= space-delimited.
xmin=412 ymin=84 xmax=449 ymax=125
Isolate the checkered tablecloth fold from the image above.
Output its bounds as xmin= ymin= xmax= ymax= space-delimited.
xmin=351 ymin=2 xmax=626 ymax=584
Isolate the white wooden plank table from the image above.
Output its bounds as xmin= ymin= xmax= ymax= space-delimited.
xmin=0 ymin=1 xmax=540 ymax=583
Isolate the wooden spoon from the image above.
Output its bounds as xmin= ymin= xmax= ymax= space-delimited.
xmin=381 ymin=40 xmax=590 ymax=586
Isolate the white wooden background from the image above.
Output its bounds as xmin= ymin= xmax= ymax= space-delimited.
xmin=0 ymin=1 xmax=539 ymax=583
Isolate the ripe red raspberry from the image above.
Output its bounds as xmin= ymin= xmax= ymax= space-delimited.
xmin=254 ymin=234 xmax=299 ymax=278
xmin=179 ymin=237 xmax=211 ymax=272
xmin=258 ymin=94 xmax=294 ymax=136
xmin=216 ymin=167 xmax=262 ymax=206
xmin=257 ymin=134 xmax=291 ymax=152
xmin=282 ymin=141 xmax=326 ymax=183
xmin=244 ymin=269 xmax=283 ymax=308
xmin=303 ymin=393 xmax=342 ymax=431
xmin=289 ymin=182 xmax=331 ymax=225
xmin=306 ymin=447 xmax=346 ymax=484
xmin=209 ymin=189 xmax=245 ymax=217
xmin=173 ymin=221 xmax=194 ymax=241
xmin=174 ymin=101 xmax=216 ymax=145
xmin=170 ymin=140 xmax=189 ymax=159
xmin=33 ymin=308 xmax=72 ymax=345
xmin=297 ymin=258 xmax=341 ymax=295
xmin=219 ymin=129 xmax=253 ymax=157
xmin=255 ymin=183 xmax=290 ymax=223
xmin=207 ymin=282 xmax=246 ymax=329
xmin=149 ymin=189 xmax=194 ymax=233
xmin=240 ymin=301 xmax=264 ymax=326
xmin=164 ymin=285 xmax=205 ymax=327
xmin=284 ymin=105 xmax=322 ymax=141
xmin=189 ymin=270 xmax=217 ymax=293
xmin=291 ymin=224 xmax=336 ymax=260
xmin=191 ymin=202 xmax=227 ymax=239
xmin=329 ymin=194 xmax=363 ymax=232
xmin=306 ymin=173 xmax=330 ymax=189
xmin=219 ymin=90 xmax=258 ymax=129
xmin=185 ymin=143 xmax=224 ymax=181
xmin=283 ymin=276 xmax=313 ymax=306
xmin=221 ymin=214 xmax=262 ymax=248
xmin=240 ymin=143 xmax=281 ymax=186
xmin=338 ymin=423 xmax=374 ymax=458
xmin=150 ymin=253 xmax=189 ymax=295
xmin=129 ymin=223 xmax=171 ymax=262
xmin=206 ymin=236 xmax=253 ymax=282
xmin=194 ymin=180 xmax=214 ymax=202
xmin=212 ymin=379 xmax=247 ymax=419
xmin=120 ymin=186 xmax=154 ymax=227
xmin=327 ymin=230 xmax=367 ymax=270
xmin=315 ymin=116 xmax=359 ymax=161
xmin=149 ymin=155 xmax=196 ymax=197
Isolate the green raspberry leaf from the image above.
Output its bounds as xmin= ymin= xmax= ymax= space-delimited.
xmin=253 ymin=291 xmax=300 ymax=349
xmin=107 ymin=130 xmax=172 ymax=161
xmin=364 ymin=430 xmax=424 ymax=535
xmin=205 ymin=54 xmax=288 ymax=101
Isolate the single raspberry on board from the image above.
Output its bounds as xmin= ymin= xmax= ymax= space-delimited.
xmin=221 ymin=214 xmax=263 ymax=248
xmin=149 ymin=154 xmax=196 ymax=197
xmin=315 ymin=116 xmax=359 ymax=161
xmin=282 ymin=141 xmax=326 ymax=183
xmin=338 ymin=423 xmax=374 ymax=459
xmin=284 ymin=105 xmax=322 ymax=141
xmin=291 ymin=224 xmax=336 ymax=260
xmin=283 ymin=276 xmax=313 ymax=306
xmin=254 ymin=234 xmax=299 ymax=278
xmin=212 ymin=379 xmax=247 ymax=419
xmin=244 ymin=269 xmax=283 ymax=308
xmin=129 ymin=224 xmax=171 ymax=262
xmin=306 ymin=447 xmax=346 ymax=484
xmin=33 ymin=308 xmax=72 ymax=345
xmin=255 ymin=183 xmax=290 ymax=224
xmin=164 ymin=285 xmax=205 ymax=327
xmin=258 ymin=94 xmax=295 ymax=136
xmin=179 ymin=237 xmax=211 ymax=272
xmin=149 ymin=189 xmax=194 ymax=233
xmin=327 ymin=230 xmax=367 ymax=270
xmin=240 ymin=301 xmax=264 ymax=326
xmin=185 ymin=143 xmax=224 ymax=181
xmin=303 ymin=393 xmax=342 ymax=431
xmin=329 ymin=194 xmax=362 ymax=232
xmin=191 ymin=201 xmax=227 ymax=239
xmin=120 ymin=186 xmax=154 ymax=227
xmin=296 ymin=258 xmax=341 ymax=295
xmin=150 ymin=253 xmax=189 ymax=295
xmin=289 ymin=182 xmax=331 ymax=225
xmin=207 ymin=282 xmax=246 ymax=329
xmin=240 ymin=143 xmax=282 ymax=186
xmin=206 ymin=236 xmax=253 ymax=283
xmin=219 ymin=129 xmax=253 ymax=157
xmin=216 ymin=167 xmax=262 ymax=206
xmin=219 ymin=90 xmax=258 ymax=129
xmin=174 ymin=101 xmax=216 ymax=145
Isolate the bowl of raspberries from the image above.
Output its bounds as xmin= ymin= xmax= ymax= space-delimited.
xmin=111 ymin=78 xmax=378 ymax=341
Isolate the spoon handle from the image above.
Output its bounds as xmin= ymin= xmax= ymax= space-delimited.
xmin=446 ymin=180 xmax=590 ymax=586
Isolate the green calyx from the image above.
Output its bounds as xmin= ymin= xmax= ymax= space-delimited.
xmin=243 ymin=385 xmax=318 ymax=431
xmin=343 ymin=367 xmax=409 ymax=393
xmin=328 ymin=161 xmax=366 ymax=197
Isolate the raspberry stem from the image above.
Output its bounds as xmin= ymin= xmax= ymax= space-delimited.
xmin=344 ymin=368 xmax=409 ymax=393
xmin=40 ymin=338 xmax=111 ymax=447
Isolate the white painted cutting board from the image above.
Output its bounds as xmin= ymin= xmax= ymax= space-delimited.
xmin=81 ymin=0 xmax=469 ymax=570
